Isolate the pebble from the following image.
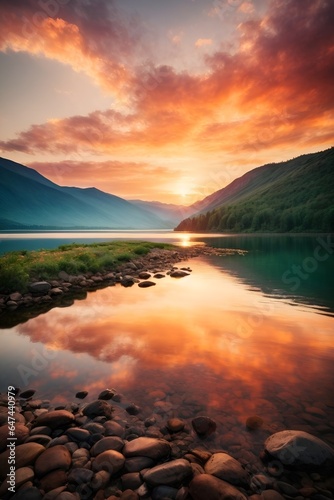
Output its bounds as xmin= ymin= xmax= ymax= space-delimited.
xmin=189 ymin=474 xmax=248 ymax=500
xmin=142 ymin=458 xmax=192 ymax=487
xmin=123 ymin=437 xmax=171 ymax=460
xmin=90 ymin=436 xmax=124 ymax=455
xmin=82 ymin=400 xmax=113 ymax=419
xmin=34 ymin=445 xmax=72 ymax=477
xmin=192 ymin=416 xmax=217 ymax=437
xmin=204 ymin=452 xmax=249 ymax=486
xmin=92 ymin=449 xmax=125 ymax=474
xmin=34 ymin=410 xmax=75 ymax=429
xmin=98 ymin=389 xmax=115 ymax=400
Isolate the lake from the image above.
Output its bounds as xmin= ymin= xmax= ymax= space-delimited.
xmin=0 ymin=232 xmax=333 ymax=457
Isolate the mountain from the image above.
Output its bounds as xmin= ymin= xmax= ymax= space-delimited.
xmin=129 ymin=200 xmax=195 ymax=226
xmin=0 ymin=158 xmax=168 ymax=229
xmin=175 ymin=148 xmax=334 ymax=233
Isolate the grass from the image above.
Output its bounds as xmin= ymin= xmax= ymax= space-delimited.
xmin=0 ymin=241 xmax=173 ymax=294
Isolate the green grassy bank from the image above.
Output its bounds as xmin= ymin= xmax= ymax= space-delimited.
xmin=0 ymin=241 xmax=173 ymax=294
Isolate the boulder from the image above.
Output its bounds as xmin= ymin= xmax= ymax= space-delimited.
xmin=264 ymin=430 xmax=334 ymax=468
xmin=138 ymin=281 xmax=156 ymax=288
xmin=204 ymin=453 xmax=249 ymax=486
xmin=123 ymin=437 xmax=171 ymax=460
xmin=189 ymin=474 xmax=247 ymax=500
xmin=92 ymin=449 xmax=125 ymax=474
xmin=34 ymin=409 xmax=75 ymax=429
xmin=192 ymin=416 xmax=217 ymax=437
xmin=34 ymin=445 xmax=72 ymax=477
xmin=28 ymin=282 xmax=51 ymax=294
xmin=143 ymin=458 xmax=192 ymax=487
xmin=82 ymin=399 xmax=113 ymax=419
xmin=170 ymin=270 xmax=189 ymax=278
xmin=91 ymin=436 xmax=124 ymax=456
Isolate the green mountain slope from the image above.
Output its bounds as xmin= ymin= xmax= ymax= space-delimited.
xmin=175 ymin=148 xmax=334 ymax=233
xmin=0 ymin=158 xmax=167 ymax=229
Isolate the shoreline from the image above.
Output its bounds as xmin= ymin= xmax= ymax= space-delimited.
xmin=0 ymin=389 xmax=333 ymax=500
xmin=0 ymin=245 xmax=245 ymax=326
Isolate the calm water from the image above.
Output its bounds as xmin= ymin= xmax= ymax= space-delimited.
xmin=0 ymin=233 xmax=333 ymax=453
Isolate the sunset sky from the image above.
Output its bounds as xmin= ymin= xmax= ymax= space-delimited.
xmin=0 ymin=0 xmax=333 ymax=204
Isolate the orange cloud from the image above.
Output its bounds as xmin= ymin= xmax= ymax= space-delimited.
xmin=195 ymin=38 xmax=213 ymax=47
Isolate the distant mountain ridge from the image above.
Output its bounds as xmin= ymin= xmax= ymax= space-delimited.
xmin=176 ymin=148 xmax=334 ymax=233
xmin=0 ymin=158 xmax=169 ymax=230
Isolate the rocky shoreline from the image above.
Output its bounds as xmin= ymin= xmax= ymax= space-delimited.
xmin=0 ymin=246 xmax=245 ymax=324
xmin=0 ymin=389 xmax=334 ymax=500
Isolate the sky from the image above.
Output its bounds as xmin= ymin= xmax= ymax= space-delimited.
xmin=0 ymin=0 xmax=333 ymax=204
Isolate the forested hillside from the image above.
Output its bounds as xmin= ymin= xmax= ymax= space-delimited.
xmin=176 ymin=148 xmax=334 ymax=233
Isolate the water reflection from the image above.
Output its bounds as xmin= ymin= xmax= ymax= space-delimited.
xmin=1 ymin=257 xmax=333 ymax=446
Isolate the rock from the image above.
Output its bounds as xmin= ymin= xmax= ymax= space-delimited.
xmin=138 ymin=281 xmax=156 ymax=288
xmin=75 ymin=390 xmax=88 ymax=399
xmin=34 ymin=445 xmax=72 ymax=477
xmin=0 ymin=466 xmax=34 ymax=497
xmin=192 ymin=416 xmax=217 ymax=437
xmin=104 ymin=420 xmax=125 ymax=437
xmin=91 ymin=436 xmax=124 ymax=456
xmin=20 ymin=389 xmax=36 ymax=399
xmin=123 ymin=437 xmax=171 ymax=460
xmin=9 ymin=486 xmax=43 ymax=499
xmin=39 ymin=469 xmax=68 ymax=492
xmin=121 ymin=472 xmax=142 ymax=490
xmin=10 ymin=292 xmax=23 ymax=301
xmin=151 ymin=486 xmax=179 ymax=499
xmin=167 ymin=418 xmax=185 ymax=433
xmin=34 ymin=409 xmax=75 ymax=429
xmin=49 ymin=287 xmax=63 ymax=295
xmin=72 ymin=448 xmax=90 ymax=468
xmin=25 ymin=434 xmax=52 ymax=446
xmin=261 ymin=490 xmax=285 ymax=500
xmin=143 ymin=458 xmax=192 ymax=487
xmin=0 ymin=443 xmax=45 ymax=480
xmin=170 ymin=270 xmax=189 ymax=278
xmin=83 ymin=399 xmax=113 ymax=419
xmin=154 ymin=274 xmax=165 ymax=279
xmin=189 ymin=474 xmax=247 ymax=500
xmin=98 ymin=389 xmax=115 ymax=400
xmin=204 ymin=453 xmax=249 ymax=485
xmin=276 ymin=481 xmax=299 ymax=496
xmin=126 ymin=403 xmax=141 ymax=415
xmin=124 ymin=456 xmax=156 ymax=472
xmin=138 ymin=272 xmax=151 ymax=279
xmin=246 ymin=416 xmax=264 ymax=430
xmin=66 ymin=427 xmax=90 ymax=441
xmin=68 ymin=467 xmax=94 ymax=484
xmin=92 ymin=449 xmax=125 ymax=474
xmin=28 ymin=281 xmax=51 ymax=294
xmin=0 ymin=423 xmax=29 ymax=452
xmin=264 ymin=430 xmax=334 ymax=468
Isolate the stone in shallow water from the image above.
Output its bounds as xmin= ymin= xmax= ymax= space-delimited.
xmin=34 ymin=445 xmax=72 ymax=477
xmin=98 ymin=389 xmax=115 ymax=400
xmin=34 ymin=409 xmax=75 ymax=429
xmin=138 ymin=280 xmax=156 ymax=288
xmin=167 ymin=418 xmax=185 ymax=433
xmin=246 ymin=416 xmax=264 ymax=430
xmin=123 ymin=437 xmax=171 ymax=460
xmin=189 ymin=474 xmax=247 ymax=500
xmin=82 ymin=399 xmax=113 ymax=419
xmin=91 ymin=436 xmax=124 ymax=456
xmin=75 ymin=391 xmax=88 ymax=399
xmin=143 ymin=458 xmax=192 ymax=487
xmin=170 ymin=270 xmax=190 ymax=278
xmin=204 ymin=452 xmax=249 ymax=486
xmin=192 ymin=416 xmax=217 ymax=437
xmin=264 ymin=430 xmax=334 ymax=468
xmin=20 ymin=389 xmax=36 ymax=399
xmin=124 ymin=456 xmax=155 ymax=473
xmin=92 ymin=449 xmax=125 ymax=474
xmin=104 ymin=420 xmax=125 ymax=437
